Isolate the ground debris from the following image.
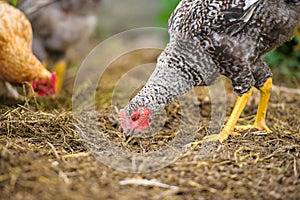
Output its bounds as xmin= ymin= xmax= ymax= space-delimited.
xmin=0 ymin=72 xmax=300 ymax=199
xmin=119 ymin=178 xmax=179 ymax=190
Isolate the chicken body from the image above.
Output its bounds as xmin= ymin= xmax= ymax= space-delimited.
xmin=19 ymin=0 xmax=101 ymax=63
xmin=0 ymin=1 xmax=49 ymax=83
xmin=15 ymin=0 xmax=101 ymax=94
xmin=120 ymin=0 xmax=300 ymax=141
xmin=0 ymin=1 xmax=55 ymax=97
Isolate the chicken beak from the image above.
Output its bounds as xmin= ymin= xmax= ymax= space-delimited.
xmin=50 ymin=94 xmax=56 ymax=100
xmin=125 ymin=129 xmax=134 ymax=141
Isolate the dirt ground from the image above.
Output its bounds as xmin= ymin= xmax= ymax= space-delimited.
xmin=0 ymin=51 xmax=300 ymax=200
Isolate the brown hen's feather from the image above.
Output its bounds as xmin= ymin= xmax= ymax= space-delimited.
xmin=0 ymin=1 xmax=52 ymax=85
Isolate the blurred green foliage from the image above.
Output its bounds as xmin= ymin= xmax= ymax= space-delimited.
xmin=7 ymin=0 xmax=18 ymax=7
xmin=156 ymin=0 xmax=180 ymax=28
xmin=157 ymin=0 xmax=300 ymax=80
xmin=262 ymin=36 xmax=300 ymax=79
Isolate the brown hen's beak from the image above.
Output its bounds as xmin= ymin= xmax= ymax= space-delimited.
xmin=50 ymin=94 xmax=56 ymax=100
xmin=125 ymin=129 xmax=134 ymax=141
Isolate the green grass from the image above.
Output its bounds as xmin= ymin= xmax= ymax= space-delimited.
xmin=7 ymin=0 xmax=18 ymax=7
xmin=156 ymin=0 xmax=180 ymax=28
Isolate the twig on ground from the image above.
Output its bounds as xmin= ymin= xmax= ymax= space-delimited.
xmin=119 ymin=178 xmax=179 ymax=190
xmin=46 ymin=141 xmax=60 ymax=160
xmin=273 ymin=85 xmax=300 ymax=95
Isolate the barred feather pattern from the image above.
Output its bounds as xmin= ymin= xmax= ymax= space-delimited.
xmin=124 ymin=0 xmax=300 ymax=115
xmin=126 ymin=35 xmax=219 ymax=113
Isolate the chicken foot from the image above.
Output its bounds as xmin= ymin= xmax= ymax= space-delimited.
xmin=235 ymin=78 xmax=272 ymax=133
xmin=204 ymin=87 xmax=254 ymax=143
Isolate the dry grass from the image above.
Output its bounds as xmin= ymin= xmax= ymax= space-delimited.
xmin=0 ymin=88 xmax=299 ymax=200
xmin=0 ymin=51 xmax=299 ymax=199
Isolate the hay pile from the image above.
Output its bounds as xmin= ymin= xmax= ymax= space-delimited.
xmin=0 ymin=85 xmax=299 ymax=199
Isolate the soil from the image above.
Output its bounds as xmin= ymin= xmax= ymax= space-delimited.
xmin=0 ymin=51 xmax=299 ymax=200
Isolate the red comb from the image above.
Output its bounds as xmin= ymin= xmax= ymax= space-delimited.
xmin=32 ymin=79 xmax=37 ymax=90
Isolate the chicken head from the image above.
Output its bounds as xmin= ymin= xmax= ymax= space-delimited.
xmin=32 ymin=72 xmax=56 ymax=97
xmin=119 ymin=107 xmax=151 ymax=140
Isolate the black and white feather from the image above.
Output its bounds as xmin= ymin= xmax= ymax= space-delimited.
xmin=123 ymin=0 xmax=300 ymax=115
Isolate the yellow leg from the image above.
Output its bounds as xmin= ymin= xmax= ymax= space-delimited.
xmin=204 ymin=87 xmax=254 ymax=143
xmin=53 ymin=60 xmax=67 ymax=94
xmin=236 ymin=78 xmax=272 ymax=133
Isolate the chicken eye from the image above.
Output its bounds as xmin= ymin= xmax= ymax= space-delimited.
xmin=131 ymin=115 xmax=139 ymax=121
xmin=138 ymin=109 xmax=144 ymax=115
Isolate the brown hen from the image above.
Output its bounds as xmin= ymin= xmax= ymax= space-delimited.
xmin=0 ymin=0 xmax=56 ymax=98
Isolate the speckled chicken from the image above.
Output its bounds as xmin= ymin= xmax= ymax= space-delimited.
xmin=120 ymin=0 xmax=300 ymax=142
xmin=0 ymin=1 xmax=56 ymax=98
